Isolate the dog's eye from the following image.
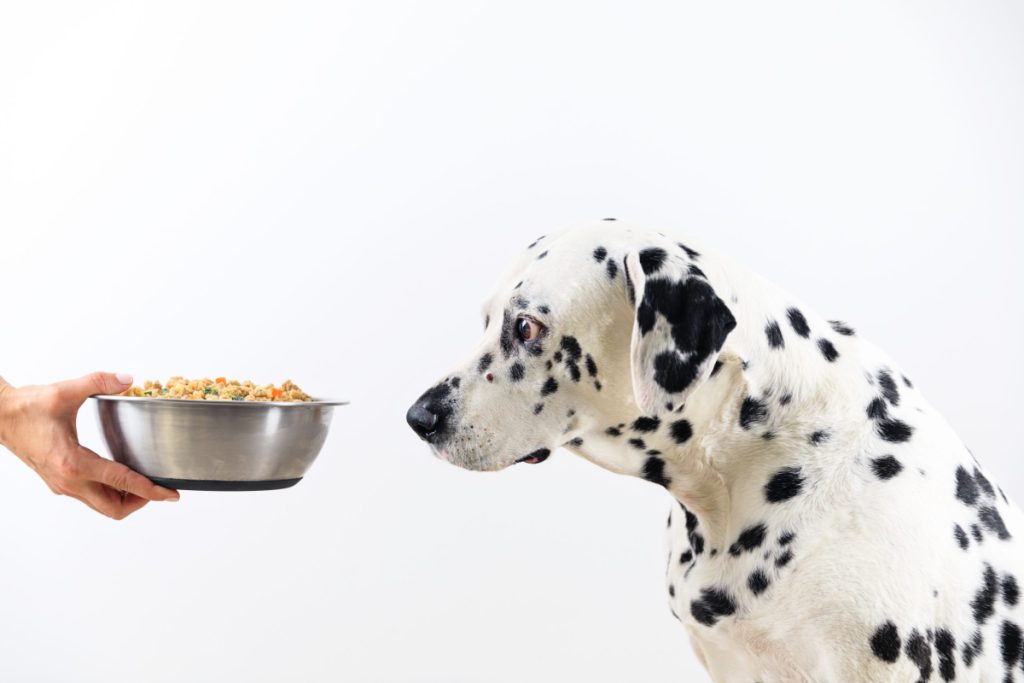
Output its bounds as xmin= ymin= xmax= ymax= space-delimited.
xmin=516 ymin=317 xmax=544 ymax=343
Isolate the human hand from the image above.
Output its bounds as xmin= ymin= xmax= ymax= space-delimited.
xmin=0 ymin=372 xmax=179 ymax=519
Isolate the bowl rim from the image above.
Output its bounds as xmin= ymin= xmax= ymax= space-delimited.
xmin=90 ymin=395 xmax=348 ymax=407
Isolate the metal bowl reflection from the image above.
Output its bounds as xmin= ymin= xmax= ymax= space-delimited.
xmin=93 ymin=396 xmax=346 ymax=491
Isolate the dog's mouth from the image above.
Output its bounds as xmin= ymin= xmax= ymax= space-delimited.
xmin=515 ymin=448 xmax=551 ymax=465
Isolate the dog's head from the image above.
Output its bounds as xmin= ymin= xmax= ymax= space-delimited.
xmin=406 ymin=221 xmax=736 ymax=471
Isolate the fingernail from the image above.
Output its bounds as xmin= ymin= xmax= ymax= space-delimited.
xmin=165 ymin=492 xmax=180 ymax=502
xmin=115 ymin=372 xmax=133 ymax=385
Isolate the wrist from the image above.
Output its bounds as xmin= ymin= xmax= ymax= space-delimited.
xmin=0 ymin=378 xmax=13 ymax=448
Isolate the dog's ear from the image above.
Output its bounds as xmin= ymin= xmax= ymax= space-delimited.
xmin=624 ymin=246 xmax=736 ymax=415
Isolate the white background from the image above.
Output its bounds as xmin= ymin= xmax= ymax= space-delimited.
xmin=1 ymin=2 xmax=1022 ymax=681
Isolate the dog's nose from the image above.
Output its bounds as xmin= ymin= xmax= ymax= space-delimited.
xmin=406 ymin=402 xmax=440 ymax=440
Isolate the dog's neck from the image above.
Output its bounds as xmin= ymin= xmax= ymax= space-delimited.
xmin=568 ymin=245 xmax=870 ymax=554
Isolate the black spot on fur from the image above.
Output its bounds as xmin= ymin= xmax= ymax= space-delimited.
xmin=729 ymin=523 xmax=767 ymax=556
xmin=878 ymin=370 xmax=900 ymax=406
xmin=478 ymin=353 xmax=493 ymax=373
xmin=679 ymin=550 xmax=693 ymax=564
xmin=568 ymin=437 xmax=583 ymax=447
xmin=972 ymin=524 xmax=984 ymax=543
xmin=979 ymin=506 xmax=1011 ymax=540
xmin=877 ymin=416 xmax=914 ymax=443
xmin=642 ymin=456 xmax=671 ymax=487
xmin=499 ymin=310 xmax=516 ymax=358
xmin=605 ymin=426 xmax=622 ymax=437
xmin=765 ymin=320 xmax=784 ymax=349
xmin=871 ymin=455 xmax=904 ymax=480
xmin=972 ymin=564 xmax=998 ymax=624
xmin=787 ymin=307 xmax=810 ymax=338
xmin=541 ymin=377 xmax=558 ymax=396
xmin=1001 ymin=621 xmax=1022 ymax=669
xmin=685 ymin=508 xmax=697 ymax=533
xmin=955 ymin=524 xmax=970 ymax=550
xmin=867 ymin=397 xmax=888 ymax=419
xmin=632 ymin=416 xmax=660 ymax=433
xmin=670 ymin=419 xmax=693 ymax=444
xmin=536 ymin=250 xmax=548 ymax=259
xmin=623 ymin=257 xmax=635 ymax=303
xmin=508 ymin=362 xmax=525 ymax=382
xmin=809 ymin=430 xmax=830 ymax=445
xmin=691 ymin=533 xmax=705 ymax=556
xmin=779 ymin=393 xmax=792 ymax=406
xmin=593 ymin=246 xmax=607 ymax=263
xmin=605 ymin=259 xmax=618 ymax=280
xmin=639 ymin=247 xmax=667 ymax=275
xmin=566 ymin=360 xmax=581 ymax=382
xmin=560 ymin=336 xmax=582 ymax=361
xmin=962 ymin=630 xmax=982 ymax=667
xmin=677 ymin=242 xmax=700 ymax=260
xmin=817 ymin=338 xmax=839 ymax=362
xmin=870 ymin=622 xmax=902 ymax=663
xmin=748 ymin=569 xmax=770 ymax=595
xmin=974 ymin=468 xmax=996 ymax=497
xmin=628 ymin=438 xmax=646 ymax=450
xmin=1004 ymin=576 xmax=1020 ymax=607
xmin=829 ymin=320 xmax=855 ymax=336
xmin=935 ymin=628 xmax=956 ymax=681
xmin=532 ymin=402 xmax=544 ymax=414
xmin=957 ymin=466 xmax=980 ymax=506
xmin=739 ymin=397 xmax=768 ymax=429
xmin=538 ymin=304 xmax=550 ymax=315
xmin=584 ymin=354 xmax=598 ymax=377
xmin=689 ymin=588 xmax=736 ymax=627
xmin=775 ymin=549 xmax=794 ymax=567
xmin=765 ymin=467 xmax=804 ymax=503
xmin=905 ymin=629 xmax=933 ymax=683
xmin=778 ymin=531 xmax=795 ymax=546
xmin=653 ymin=351 xmax=702 ymax=395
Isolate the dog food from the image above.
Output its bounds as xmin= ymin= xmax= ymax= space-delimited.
xmin=123 ymin=377 xmax=311 ymax=402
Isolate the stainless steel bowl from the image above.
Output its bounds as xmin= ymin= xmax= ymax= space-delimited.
xmin=93 ymin=396 xmax=347 ymax=491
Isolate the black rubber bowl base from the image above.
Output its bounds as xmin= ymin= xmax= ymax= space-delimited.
xmin=149 ymin=477 xmax=302 ymax=492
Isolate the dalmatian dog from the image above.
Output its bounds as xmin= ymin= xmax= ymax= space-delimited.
xmin=405 ymin=220 xmax=1023 ymax=682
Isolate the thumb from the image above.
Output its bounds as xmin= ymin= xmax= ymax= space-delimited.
xmin=57 ymin=372 xmax=134 ymax=402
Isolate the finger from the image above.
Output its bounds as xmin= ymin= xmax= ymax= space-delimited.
xmin=63 ymin=481 xmax=148 ymax=520
xmin=78 ymin=448 xmax=179 ymax=502
xmin=118 ymin=492 xmax=151 ymax=517
xmin=65 ymin=481 xmax=127 ymax=519
xmin=55 ymin=371 xmax=134 ymax=404
xmin=94 ymin=484 xmax=150 ymax=518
